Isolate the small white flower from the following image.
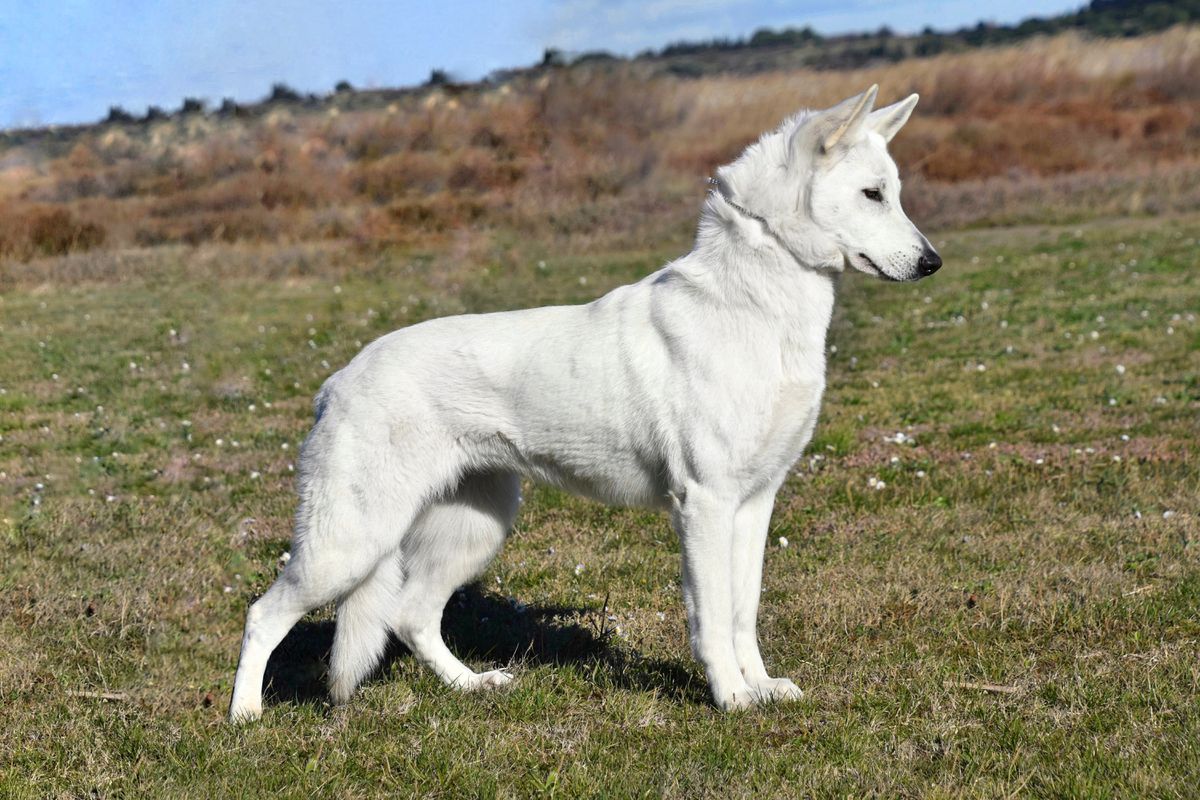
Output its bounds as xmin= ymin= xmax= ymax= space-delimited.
xmin=777 ymin=536 xmax=789 ymax=548
xmin=916 ymin=470 xmax=927 ymax=478
xmin=1163 ymin=510 xmax=1176 ymax=519
xmin=250 ymin=471 xmax=260 ymax=479
xmin=1115 ymin=364 xmax=1126 ymax=375
xmin=574 ymin=563 xmax=585 ymax=576
xmin=223 ymin=585 xmax=233 ymax=594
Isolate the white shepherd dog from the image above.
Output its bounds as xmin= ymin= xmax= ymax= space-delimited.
xmin=229 ymin=85 xmax=942 ymax=720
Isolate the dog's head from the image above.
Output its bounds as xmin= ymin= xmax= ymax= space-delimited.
xmin=715 ymin=86 xmax=941 ymax=282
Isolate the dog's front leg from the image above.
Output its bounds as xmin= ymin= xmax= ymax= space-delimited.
xmin=731 ymin=487 xmax=803 ymax=703
xmin=672 ymin=486 xmax=754 ymax=710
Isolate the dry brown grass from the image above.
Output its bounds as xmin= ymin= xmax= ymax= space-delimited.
xmin=1 ymin=27 xmax=1198 ymax=266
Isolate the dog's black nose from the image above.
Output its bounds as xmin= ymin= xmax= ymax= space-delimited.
xmin=917 ymin=249 xmax=942 ymax=277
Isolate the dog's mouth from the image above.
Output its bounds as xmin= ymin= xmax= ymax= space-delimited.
xmin=857 ymin=253 xmax=899 ymax=281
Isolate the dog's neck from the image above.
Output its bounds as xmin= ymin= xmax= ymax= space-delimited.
xmin=685 ymin=185 xmax=839 ymax=357
xmin=703 ymin=177 xmax=844 ymax=275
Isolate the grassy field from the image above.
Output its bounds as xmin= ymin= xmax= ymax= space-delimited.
xmin=1 ymin=209 xmax=1198 ymax=797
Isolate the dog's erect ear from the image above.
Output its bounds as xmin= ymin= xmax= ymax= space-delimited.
xmin=820 ymin=85 xmax=878 ymax=153
xmin=868 ymin=93 xmax=919 ymax=143
xmin=789 ymin=85 xmax=878 ymax=163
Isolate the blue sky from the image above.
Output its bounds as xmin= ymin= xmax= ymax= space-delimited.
xmin=0 ymin=0 xmax=1081 ymax=129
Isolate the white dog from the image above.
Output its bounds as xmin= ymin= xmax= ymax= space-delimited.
xmin=229 ymin=85 xmax=941 ymax=720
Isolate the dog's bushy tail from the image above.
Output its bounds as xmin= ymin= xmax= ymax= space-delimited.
xmin=328 ymin=557 xmax=402 ymax=704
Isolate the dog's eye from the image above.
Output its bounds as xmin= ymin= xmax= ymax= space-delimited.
xmin=862 ymin=188 xmax=884 ymax=202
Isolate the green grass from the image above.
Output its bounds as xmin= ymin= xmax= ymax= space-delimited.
xmin=1 ymin=214 xmax=1198 ymax=798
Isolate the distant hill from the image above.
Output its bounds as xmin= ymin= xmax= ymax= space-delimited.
xmin=629 ymin=0 xmax=1200 ymax=77
xmin=2 ymin=0 xmax=1197 ymax=147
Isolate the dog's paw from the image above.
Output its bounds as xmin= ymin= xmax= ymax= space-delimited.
xmin=713 ymin=685 xmax=758 ymax=711
xmin=459 ymin=668 xmax=513 ymax=691
xmin=227 ymin=702 xmax=263 ymax=724
xmin=747 ymin=676 xmax=804 ymax=704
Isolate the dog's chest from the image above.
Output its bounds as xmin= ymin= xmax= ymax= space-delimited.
xmin=747 ymin=339 xmax=828 ymax=465
xmin=767 ymin=376 xmax=823 ymax=447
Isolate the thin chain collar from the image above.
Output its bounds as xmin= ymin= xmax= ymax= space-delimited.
xmin=706 ymin=177 xmax=827 ymax=273
xmin=705 ymin=176 xmax=772 ymax=228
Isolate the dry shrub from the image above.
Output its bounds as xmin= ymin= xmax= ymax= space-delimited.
xmin=0 ymin=206 xmax=107 ymax=259
xmin=134 ymin=206 xmax=279 ymax=247
xmin=350 ymin=151 xmax=450 ymax=201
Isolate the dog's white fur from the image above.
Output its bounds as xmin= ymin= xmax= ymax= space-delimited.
xmin=229 ymin=86 xmax=940 ymax=720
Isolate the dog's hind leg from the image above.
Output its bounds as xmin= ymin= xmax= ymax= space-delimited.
xmin=328 ymin=555 xmax=403 ymax=705
xmin=391 ymin=470 xmax=521 ymax=690
xmin=228 ymin=538 xmax=382 ymax=723
xmin=229 ymin=430 xmax=452 ymax=722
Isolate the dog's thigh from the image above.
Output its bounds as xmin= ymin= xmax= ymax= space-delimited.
xmin=392 ymin=471 xmax=520 ymax=689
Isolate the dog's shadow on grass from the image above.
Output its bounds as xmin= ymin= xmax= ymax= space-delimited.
xmin=263 ymin=585 xmax=702 ymax=710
